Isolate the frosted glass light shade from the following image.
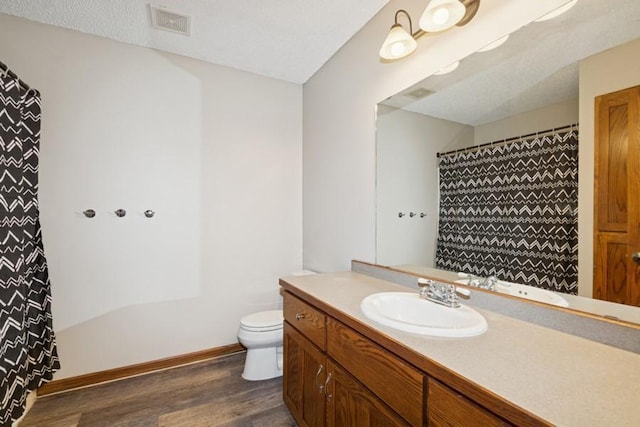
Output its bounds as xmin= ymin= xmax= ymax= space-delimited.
xmin=379 ymin=24 xmax=418 ymax=60
xmin=419 ymin=0 xmax=466 ymax=32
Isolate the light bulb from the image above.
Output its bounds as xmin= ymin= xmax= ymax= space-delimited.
xmin=432 ymin=7 xmax=450 ymax=25
xmin=419 ymin=0 xmax=466 ymax=32
xmin=390 ymin=42 xmax=406 ymax=57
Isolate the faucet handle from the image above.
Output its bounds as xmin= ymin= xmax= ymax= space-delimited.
xmin=417 ymin=278 xmax=433 ymax=286
xmin=455 ymin=286 xmax=471 ymax=299
xmin=417 ymin=278 xmax=433 ymax=297
xmin=457 ymin=272 xmax=478 ymax=286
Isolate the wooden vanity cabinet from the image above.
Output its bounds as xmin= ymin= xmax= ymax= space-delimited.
xmin=284 ymin=292 xmax=407 ymax=426
xmin=283 ymin=293 xmax=328 ymax=426
xmin=283 ymin=322 xmax=326 ymax=427
xmin=283 ymin=290 xmax=526 ymax=426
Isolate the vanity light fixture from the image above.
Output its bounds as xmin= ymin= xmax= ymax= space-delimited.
xmin=534 ymin=0 xmax=578 ymax=22
xmin=379 ymin=0 xmax=481 ymax=61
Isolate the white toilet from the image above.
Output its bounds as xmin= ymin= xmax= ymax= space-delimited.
xmin=237 ymin=309 xmax=284 ymax=381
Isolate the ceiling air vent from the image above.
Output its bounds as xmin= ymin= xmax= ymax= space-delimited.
xmin=150 ymin=5 xmax=192 ymax=36
xmin=404 ymin=87 xmax=434 ymax=99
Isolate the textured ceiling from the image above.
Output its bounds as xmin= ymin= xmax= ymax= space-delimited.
xmin=0 ymin=0 xmax=390 ymax=84
xmin=383 ymin=0 xmax=640 ymax=125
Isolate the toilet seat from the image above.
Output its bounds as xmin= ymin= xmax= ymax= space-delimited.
xmin=240 ymin=310 xmax=283 ymax=332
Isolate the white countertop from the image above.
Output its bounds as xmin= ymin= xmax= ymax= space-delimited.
xmin=281 ymin=271 xmax=640 ymax=426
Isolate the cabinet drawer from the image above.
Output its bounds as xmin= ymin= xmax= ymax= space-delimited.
xmin=428 ymin=378 xmax=511 ymax=427
xmin=326 ymin=318 xmax=423 ymax=427
xmin=284 ymin=292 xmax=327 ymax=351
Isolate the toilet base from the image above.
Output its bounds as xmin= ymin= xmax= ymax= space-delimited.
xmin=242 ymin=346 xmax=283 ymax=381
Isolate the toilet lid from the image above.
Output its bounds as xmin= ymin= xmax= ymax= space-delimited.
xmin=240 ymin=310 xmax=283 ymax=330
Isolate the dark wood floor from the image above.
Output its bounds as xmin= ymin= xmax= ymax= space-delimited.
xmin=21 ymin=352 xmax=296 ymax=426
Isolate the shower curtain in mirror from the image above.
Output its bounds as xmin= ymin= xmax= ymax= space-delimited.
xmin=435 ymin=128 xmax=579 ymax=294
xmin=0 ymin=62 xmax=59 ymax=424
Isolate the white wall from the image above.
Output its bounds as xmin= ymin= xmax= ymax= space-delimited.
xmin=578 ymin=37 xmax=640 ymax=298
xmin=376 ymin=106 xmax=472 ymax=266
xmin=303 ymin=0 xmax=570 ymax=273
xmin=0 ymin=14 xmax=302 ymax=378
xmin=474 ymin=98 xmax=579 ymax=145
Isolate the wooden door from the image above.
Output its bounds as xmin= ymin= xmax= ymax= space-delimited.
xmin=594 ymin=85 xmax=640 ymax=306
xmin=325 ymin=360 xmax=409 ymax=427
xmin=283 ymin=322 xmax=326 ymax=427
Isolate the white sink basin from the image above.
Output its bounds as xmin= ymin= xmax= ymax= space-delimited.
xmin=360 ymin=292 xmax=487 ymax=338
xmin=455 ymin=279 xmax=569 ymax=307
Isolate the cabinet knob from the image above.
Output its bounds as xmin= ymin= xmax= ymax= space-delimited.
xmin=295 ymin=313 xmax=305 ymax=320
xmin=632 ymin=252 xmax=640 ymax=264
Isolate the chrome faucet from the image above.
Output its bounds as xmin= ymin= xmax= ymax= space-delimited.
xmin=417 ymin=278 xmax=471 ymax=308
xmin=480 ymin=275 xmax=498 ymax=291
xmin=457 ymin=273 xmax=505 ymax=291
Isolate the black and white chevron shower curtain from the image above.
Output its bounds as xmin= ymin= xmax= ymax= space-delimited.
xmin=0 ymin=62 xmax=59 ymax=424
xmin=435 ymin=129 xmax=579 ymax=294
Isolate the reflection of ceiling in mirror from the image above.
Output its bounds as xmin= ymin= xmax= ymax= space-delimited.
xmin=381 ymin=0 xmax=640 ymax=126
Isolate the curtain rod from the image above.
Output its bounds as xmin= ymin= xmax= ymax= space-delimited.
xmin=0 ymin=61 xmax=32 ymax=92
xmin=437 ymin=122 xmax=578 ymax=158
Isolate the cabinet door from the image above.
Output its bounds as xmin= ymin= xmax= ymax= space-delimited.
xmin=326 ymin=318 xmax=423 ymax=426
xmin=326 ymin=360 xmax=409 ymax=427
xmin=427 ymin=378 xmax=511 ymax=427
xmin=283 ymin=322 xmax=326 ymax=427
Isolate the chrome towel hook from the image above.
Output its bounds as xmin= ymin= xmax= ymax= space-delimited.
xmin=398 ymin=212 xmax=406 ymax=218
xmin=144 ymin=210 xmax=155 ymax=218
xmin=83 ymin=209 xmax=96 ymax=218
xmin=114 ymin=209 xmax=126 ymax=217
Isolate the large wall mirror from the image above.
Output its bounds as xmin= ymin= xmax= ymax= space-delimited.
xmin=375 ymin=0 xmax=640 ymax=324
